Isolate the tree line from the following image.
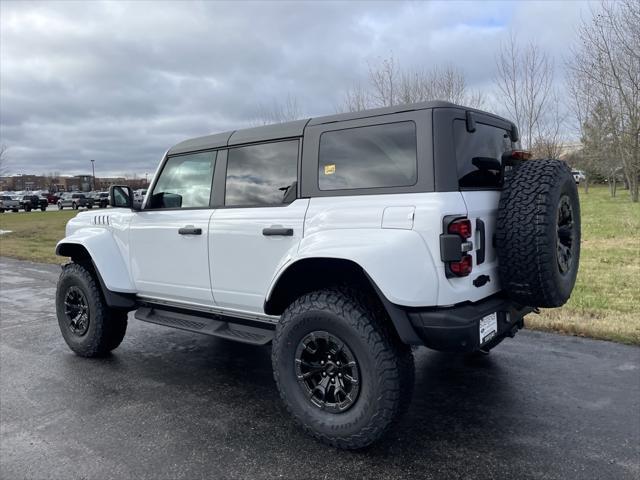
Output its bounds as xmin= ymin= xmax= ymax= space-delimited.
xmin=256 ymin=0 xmax=638 ymax=202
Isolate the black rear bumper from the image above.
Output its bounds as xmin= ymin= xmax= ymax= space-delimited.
xmin=404 ymin=295 xmax=533 ymax=352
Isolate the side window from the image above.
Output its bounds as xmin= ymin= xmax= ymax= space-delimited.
xmin=454 ymin=120 xmax=513 ymax=189
xmin=148 ymin=151 xmax=216 ymax=209
xmin=225 ymin=140 xmax=298 ymax=207
xmin=318 ymin=121 xmax=417 ymax=191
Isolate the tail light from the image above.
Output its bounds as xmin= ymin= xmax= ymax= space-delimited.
xmin=440 ymin=216 xmax=473 ymax=277
xmin=448 ymin=218 xmax=472 ymax=239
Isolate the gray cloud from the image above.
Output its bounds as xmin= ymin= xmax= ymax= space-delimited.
xmin=0 ymin=0 xmax=592 ymax=177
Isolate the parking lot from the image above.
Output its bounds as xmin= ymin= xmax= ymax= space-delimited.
xmin=1 ymin=256 xmax=639 ymax=479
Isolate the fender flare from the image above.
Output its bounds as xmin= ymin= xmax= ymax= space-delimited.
xmin=56 ymin=228 xmax=135 ymax=294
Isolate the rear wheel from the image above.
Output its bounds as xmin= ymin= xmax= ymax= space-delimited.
xmin=272 ymin=288 xmax=414 ymax=449
xmin=40 ymin=205 xmax=46 ymax=211
xmin=72 ymin=202 xmax=78 ymax=210
xmin=25 ymin=205 xmax=31 ymax=212
xmin=58 ymin=203 xmax=63 ymax=210
xmin=56 ymin=263 xmax=128 ymax=357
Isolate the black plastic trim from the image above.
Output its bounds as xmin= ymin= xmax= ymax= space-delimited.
xmin=89 ymin=260 xmax=137 ymax=310
xmin=406 ymin=295 xmax=533 ymax=352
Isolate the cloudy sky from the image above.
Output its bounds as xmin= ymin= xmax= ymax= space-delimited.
xmin=1 ymin=0 xmax=594 ymax=177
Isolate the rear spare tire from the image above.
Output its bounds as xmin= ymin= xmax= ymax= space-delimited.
xmin=496 ymin=159 xmax=580 ymax=307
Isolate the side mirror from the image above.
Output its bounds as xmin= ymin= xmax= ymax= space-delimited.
xmin=109 ymin=185 xmax=134 ymax=209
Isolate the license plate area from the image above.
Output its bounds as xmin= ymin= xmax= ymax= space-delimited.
xmin=479 ymin=312 xmax=498 ymax=345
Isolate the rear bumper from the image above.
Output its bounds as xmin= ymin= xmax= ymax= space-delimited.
xmin=404 ymin=295 xmax=533 ymax=352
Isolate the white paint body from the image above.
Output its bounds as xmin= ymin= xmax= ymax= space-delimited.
xmin=58 ymin=189 xmax=500 ymax=314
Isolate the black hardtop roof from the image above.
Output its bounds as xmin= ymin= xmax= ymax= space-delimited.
xmin=167 ymin=100 xmax=513 ymax=155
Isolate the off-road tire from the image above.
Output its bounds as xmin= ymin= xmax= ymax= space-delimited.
xmin=496 ymin=159 xmax=580 ymax=307
xmin=56 ymin=263 xmax=128 ymax=357
xmin=272 ymin=288 xmax=414 ymax=449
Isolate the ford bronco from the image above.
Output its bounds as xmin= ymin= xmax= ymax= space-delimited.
xmin=55 ymin=101 xmax=580 ymax=449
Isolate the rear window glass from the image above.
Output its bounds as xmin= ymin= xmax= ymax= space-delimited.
xmin=454 ymin=120 xmax=512 ymax=189
xmin=318 ymin=121 xmax=417 ymax=191
xmin=225 ymin=140 xmax=298 ymax=207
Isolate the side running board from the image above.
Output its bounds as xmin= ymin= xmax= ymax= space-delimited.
xmin=134 ymin=305 xmax=275 ymax=345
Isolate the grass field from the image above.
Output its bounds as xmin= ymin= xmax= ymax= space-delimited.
xmin=1 ymin=187 xmax=639 ymax=344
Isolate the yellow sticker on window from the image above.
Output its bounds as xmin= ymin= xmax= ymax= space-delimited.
xmin=324 ymin=164 xmax=336 ymax=175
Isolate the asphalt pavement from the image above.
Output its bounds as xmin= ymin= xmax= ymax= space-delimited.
xmin=1 ymin=256 xmax=638 ymax=480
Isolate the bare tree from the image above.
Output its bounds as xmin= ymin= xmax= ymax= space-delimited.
xmin=567 ymin=0 xmax=640 ymax=202
xmin=341 ymin=55 xmax=485 ymax=112
xmin=0 ymin=145 xmax=8 ymax=177
xmin=531 ymin=92 xmax=566 ymax=159
xmin=341 ymin=81 xmax=371 ymax=113
xmin=253 ymin=93 xmax=302 ymax=125
xmin=495 ymin=33 xmax=555 ymax=150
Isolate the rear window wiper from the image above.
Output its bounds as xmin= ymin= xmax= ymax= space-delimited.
xmin=472 ymin=157 xmax=501 ymax=171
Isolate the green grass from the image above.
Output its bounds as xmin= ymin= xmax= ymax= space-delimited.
xmin=0 ymin=210 xmax=77 ymax=264
xmin=1 ymin=188 xmax=639 ymax=344
xmin=525 ymin=186 xmax=640 ymax=345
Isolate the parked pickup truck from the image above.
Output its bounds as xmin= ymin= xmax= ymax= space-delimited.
xmin=18 ymin=194 xmax=48 ymax=212
xmin=57 ymin=193 xmax=94 ymax=210
xmin=0 ymin=195 xmax=20 ymax=212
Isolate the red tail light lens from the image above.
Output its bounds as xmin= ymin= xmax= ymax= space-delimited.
xmin=448 ymin=219 xmax=472 ymax=239
xmin=510 ymin=150 xmax=532 ymax=160
xmin=449 ymin=255 xmax=473 ymax=276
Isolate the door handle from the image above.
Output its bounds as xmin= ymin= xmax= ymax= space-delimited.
xmin=178 ymin=226 xmax=202 ymax=235
xmin=262 ymin=227 xmax=293 ymax=236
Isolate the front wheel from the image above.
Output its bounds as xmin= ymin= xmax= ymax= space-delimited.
xmin=25 ymin=206 xmax=31 ymax=212
xmin=56 ymin=263 xmax=128 ymax=357
xmin=40 ymin=205 xmax=46 ymax=211
xmin=272 ymin=288 xmax=414 ymax=449
xmin=58 ymin=203 xmax=63 ymax=210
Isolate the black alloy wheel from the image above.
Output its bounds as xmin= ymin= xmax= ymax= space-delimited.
xmin=63 ymin=286 xmax=90 ymax=336
xmin=295 ymin=331 xmax=360 ymax=413
xmin=556 ymin=195 xmax=575 ymax=275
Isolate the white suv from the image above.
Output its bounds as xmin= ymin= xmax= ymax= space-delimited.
xmin=55 ymin=101 xmax=580 ymax=449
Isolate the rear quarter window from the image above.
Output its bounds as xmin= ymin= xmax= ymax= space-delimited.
xmin=318 ymin=121 xmax=417 ymax=191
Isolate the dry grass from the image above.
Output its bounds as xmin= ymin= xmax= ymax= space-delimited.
xmin=0 ymin=210 xmax=77 ymax=264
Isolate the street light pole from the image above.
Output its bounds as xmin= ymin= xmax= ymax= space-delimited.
xmin=90 ymin=159 xmax=95 ymax=191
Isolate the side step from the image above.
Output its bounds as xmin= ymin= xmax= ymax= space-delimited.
xmin=134 ymin=305 xmax=275 ymax=345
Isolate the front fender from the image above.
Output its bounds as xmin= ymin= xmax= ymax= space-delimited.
xmin=268 ymin=228 xmax=438 ymax=307
xmin=56 ymin=228 xmax=135 ymax=293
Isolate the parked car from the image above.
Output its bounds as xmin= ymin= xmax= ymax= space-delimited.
xmin=54 ymin=100 xmax=581 ymax=449
xmin=571 ymin=170 xmax=586 ymax=184
xmin=18 ymin=194 xmax=48 ymax=212
xmin=92 ymin=192 xmax=110 ymax=208
xmin=132 ymin=189 xmax=147 ymax=207
xmin=47 ymin=193 xmax=60 ymax=204
xmin=0 ymin=195 xmax=20 ymax=213
xmin=57 ymin=193 xmax=94 ymax=210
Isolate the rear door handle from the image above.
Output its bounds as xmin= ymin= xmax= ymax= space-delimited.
xmin=178 ymin=226 xmax=202 ymax=235
xmin=262 ymin=227 xmax=293 ymax=236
